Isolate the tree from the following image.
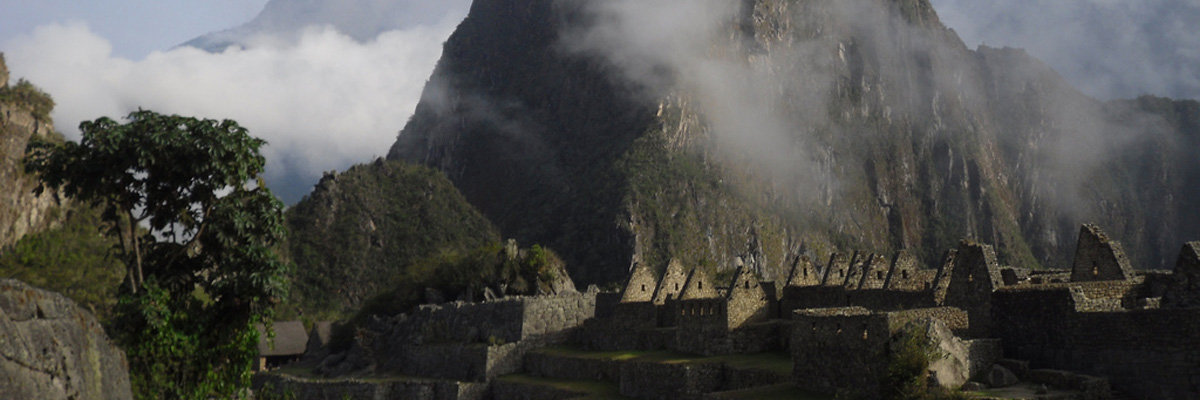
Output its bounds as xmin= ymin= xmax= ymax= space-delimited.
xmin=25 ymin=110 xmax=289 ymax=399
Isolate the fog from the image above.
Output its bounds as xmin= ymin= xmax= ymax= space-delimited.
xmin=3 ymin=1 xmax=469 ymax=203
xmin=562 ymin=0 xmax=1184 ymax=232
xmin=931 ymin=0 xmax=1200 ymax=101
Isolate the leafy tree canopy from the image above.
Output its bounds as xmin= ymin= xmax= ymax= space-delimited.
xmin=25 ymin=109 xmax=289 ymax=399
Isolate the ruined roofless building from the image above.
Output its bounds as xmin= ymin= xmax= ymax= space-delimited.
xmin=651 ymin=258 xmax=688 ymax=305
xmin=1071 ymin=223 xmax=1136 ymax=282
xmin=785 ymin=254 xmax=821 ymax=286
xmin=619 ymin=261 xmax=656 ymax=303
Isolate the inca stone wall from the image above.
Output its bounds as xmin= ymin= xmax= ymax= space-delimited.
xmin=252 ymin=373 xmax=486 ymax=400
xmin=333 ymin=292 xmax=596 ymax=382
xmin=0 ymin=279 xmax=132 ymax=400
xmin=790 ymin=307 xmax=890 ymax=397
xmin=993 ymin=286 xmax=1200 ymax=399
xmin=942 ymin=241 xmax=1003 ymax=338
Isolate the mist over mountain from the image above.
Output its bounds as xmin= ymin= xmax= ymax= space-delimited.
xmin=390 ymin=0 xmax=1200 ymax=285
xmin=931 ymin=0 xmax=1200 ymax=101
xmin=182 ymin=0 xmax=471 ymax=52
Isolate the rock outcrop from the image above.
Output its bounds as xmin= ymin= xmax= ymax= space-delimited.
xmin=0 ymin=279 xmax=132 ymax=400
xmin=0 ymin=55 xmax=66 ymax=251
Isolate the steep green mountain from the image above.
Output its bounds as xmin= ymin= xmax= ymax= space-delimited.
xmin=387 ymin=0 xmax=1200 ymax=285
xmin=284 ymin=158 xmax=501 ymax=317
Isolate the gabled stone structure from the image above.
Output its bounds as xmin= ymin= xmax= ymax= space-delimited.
xmin=821 ymin=252 xmax=850 ymax=286
xmin=943 ymin=241 xmax=1003 ymax=337
xmin=726 ymin=266 xmax=770 ymax=329
xmin=884 ymin=251 xmax=921 ymax=290
xmin=1070 ymin=224 xmax=1136 ymax=282
xmin=679 ymin=268 xmax=719 ymax=300
xmin=857 ymin=253 xmax=890 ymax=289
xmin=1163 ymin=241 xmax=1200 ymax=308
xmin=620 ymin=262 xmax=657 ymax=303
xmin=785 ymin=255 xmax=821 ymax=287
xmin=932 ymin=249 xmax=958 ymax=304
xmin=651 ymin=258 xmax=689 ymax=305
xmin=843 ymin=252 xmax=868 ymax=289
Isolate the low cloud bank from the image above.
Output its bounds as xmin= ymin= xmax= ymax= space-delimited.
xmin=932 ymin=0 xmax=1200 ymax=101
xmin=4 ymin=18 xmax=458 ymax=202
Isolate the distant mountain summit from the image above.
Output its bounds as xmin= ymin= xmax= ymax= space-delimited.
xmin=181 ymin=0 xmax=471 ymax=51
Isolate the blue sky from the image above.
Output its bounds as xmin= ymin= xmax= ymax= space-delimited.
xmin=0 ymin=0 xmax=268 ymax=59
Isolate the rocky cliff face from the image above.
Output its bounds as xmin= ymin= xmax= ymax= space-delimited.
xmin=0 ymin=279 xmax=132 ymax=400
xmin=0 ymin=56 xmax=67 ymax=251
xmin=389 ymin=0 xmax=1200 ymax=284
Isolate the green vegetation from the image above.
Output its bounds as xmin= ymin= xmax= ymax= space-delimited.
xmin=283 ymin=159 xmax=500 ymax=319
xmin=25 ymin=110 xmax=289 ymax=400
xmin=708 ymin=384 xmax=831 ymax=400
xmin=883 ymin=326 xmax=967 ymax=400
xmin=0 ymin=205 xmax=123 ymax=322
xmin=0 ymin=78 xmax=55 ymax=122
xmin=535 ymin=346 xmax=791 ymax=376
xmin=497 ymin=374 xmax=630 ymax=399
xmin=332 ymin=240 xmax=565 ymax=349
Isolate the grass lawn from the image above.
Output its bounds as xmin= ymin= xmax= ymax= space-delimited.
xmin=498 ymin=374 xmax=631 ymax=399
xmin=535 ymin=346 xmax=792 ymax=376
xmin=708 ymin=384 xmax=833 ymax=400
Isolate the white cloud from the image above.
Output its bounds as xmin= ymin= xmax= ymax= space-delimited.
xmin=3 ymin=20 xmax=457 ymax=202
xmin=931 ymin=0 xmax=1200 ymax=100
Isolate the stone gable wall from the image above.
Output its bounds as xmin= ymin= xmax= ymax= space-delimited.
xmin=857 ymin=253 xmax=890 ymax=289
xmin=780 ymin=285 xmax=937 ymax=314
xmin=651 ymin=259 xmax=688 ymax=304
xmin=1070 ymin=224 xmax=1136 ymax=282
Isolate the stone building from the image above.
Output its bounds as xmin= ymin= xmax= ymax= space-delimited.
xmin=584 ymin=224 xmax=1200 ymax=398
xmin=258 ymin=224 xmax=1200 ymax=399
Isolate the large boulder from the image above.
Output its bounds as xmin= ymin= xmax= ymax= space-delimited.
xmin=0 ymin=279 xmax=132 ymax=400
xmin=894 ymin=317 xmax=972 ymax=389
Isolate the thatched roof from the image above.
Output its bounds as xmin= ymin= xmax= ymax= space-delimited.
xmin=256 ymin=321 xmax=308 ymax=357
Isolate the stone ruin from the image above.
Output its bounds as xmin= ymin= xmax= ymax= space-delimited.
xmin=256 ymin=224 xmax=1200 ymax=399
xmin=579 ymin=224 xmax=1200 ymax=399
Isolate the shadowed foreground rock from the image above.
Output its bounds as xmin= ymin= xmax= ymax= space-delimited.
xmin=0 ymin=279 xmax=131 ymax=400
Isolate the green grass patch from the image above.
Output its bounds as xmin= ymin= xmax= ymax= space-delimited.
xmin=706 ymin=353 xmax=793 ymax=376
xmin=708 ymin=384 xmax=832 ymax=400
xmin=533 ymin=346 xmax=792 ymax=375
xmin=498 ymin=374 xmax=630 ymax=399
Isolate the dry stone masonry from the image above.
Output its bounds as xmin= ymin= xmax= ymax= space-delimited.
xmin=257 ymin=223 xmax=1200 ymax=399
